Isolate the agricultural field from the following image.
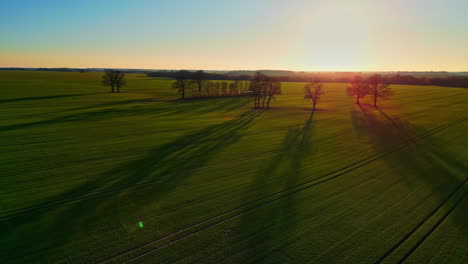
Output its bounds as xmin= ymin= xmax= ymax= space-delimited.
xmin=0 ymin=71 xmax=467 ymax=264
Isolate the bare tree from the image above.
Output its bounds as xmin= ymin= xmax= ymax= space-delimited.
xmin=265 ymin=78 xmax=282 ymax=108
xmin=250 ymin=72 xmax=267 ymax=108
xmin=232 ymin=79 xmax=240 ymax=96
xmin=172 ymin=70 xmax=192 ymax=99
xmin=204 ymin=80 xmax=213 ymax=97
xmin=193 ymin=70 xmax=206 ymax=96
xmin=221 ymin=81 xmax=228 ymax=96
xmin=347 ymin=75 xmax=369 ymax=104
xmin=304 ymin=78 xmax=325 ymax=111
xmin=368 ymin=74 xmax=392 ymax=107
xmin=248 ymin=73 xmax=282 ymax=108
xmin=215 ymin=81 xmax=221 ymax=96
xmin=102 ymin=70 xmax=126 ymax=93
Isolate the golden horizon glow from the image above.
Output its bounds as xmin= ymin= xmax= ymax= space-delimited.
xmin=1 ymin=0 xmax=468 ymax=71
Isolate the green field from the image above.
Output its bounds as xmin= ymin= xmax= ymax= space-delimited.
xmin=1 ymin=71 xmax=467 ymax=264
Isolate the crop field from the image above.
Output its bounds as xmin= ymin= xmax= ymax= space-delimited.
xmin=0 ymin=71 xmax=467 ymax=264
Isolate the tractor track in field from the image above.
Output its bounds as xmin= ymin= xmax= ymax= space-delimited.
xmin=0 ymin=127 xmax=357 ymax=219
xmin=93 ymin=116 xmax=467 ymax=264
xmin=397 ymin=191 xmax=467 ymax=264
xmin=373 ymin=180 xmax=467 ymax=264
xmin=1 ymin=115 xmax=465 ymax=220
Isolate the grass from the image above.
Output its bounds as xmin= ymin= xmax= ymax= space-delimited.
xmin=0 ymin=71 xmax=466 ymax=264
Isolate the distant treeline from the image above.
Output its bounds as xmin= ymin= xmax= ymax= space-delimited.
xmin=148 ymin=71 xmax=468 ymax=88
xmin=147 ymin=71 xmax=252 ymax=80
xmin=2 ymin=67 xmax=467 ymax=88
xmin=0 ymin=68 xmax=150 ymax=73
xmin=171 ymin=70 xmax=251 ymax=99
xmin=385 ymin=74 xmax=468 ymax=88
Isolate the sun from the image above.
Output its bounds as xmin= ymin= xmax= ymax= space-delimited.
xmin=289 ymin=2 xmax=376 ymax=71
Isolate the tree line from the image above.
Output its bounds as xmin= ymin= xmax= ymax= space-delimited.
xmin=172 ymin=70 xmax=250 ymax=99
xmin=3 ymin=67 xmax=467 ymax=88
xmin=148 ymin=70 xmax=468 ymax=88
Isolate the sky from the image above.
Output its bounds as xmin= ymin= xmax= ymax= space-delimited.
xmin=1 ymin=0 xmax=467 ymax=71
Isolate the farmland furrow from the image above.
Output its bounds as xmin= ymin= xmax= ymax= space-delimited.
xmin=396 ymin=191 xmax=467 ymax=264
xmin=94 ymin=116 xmax=467 ymax=264
xmin=374 ymin=181 xmax=467 ymax=264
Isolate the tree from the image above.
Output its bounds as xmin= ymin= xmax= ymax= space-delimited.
xmin=221 ymin=81 xmax=228 ymax=96
xmin=367 ymin=74 xmax=392 ymax=107
xmin=172 ymin=70 xmax=192 ymax=99
xmin=347 ymin=75 xmax=369 ymax=104
xmin=102 ymin=70 xmax=126 ymax=93
xmin=193 ymin=70 xmax=206 ymax=96
xmin=250 ymin=72 xmax=267 ymax=108
xmin=265 ymin=78 xmax=281 ymax=108
xmin=304 ymin=78 xmax=325 ymax=111
xmin=229 ymin=82 xmax=237 ymax=96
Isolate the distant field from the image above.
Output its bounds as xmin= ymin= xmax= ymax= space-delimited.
xmin=0 ymin=71 xmax=467 ymax=264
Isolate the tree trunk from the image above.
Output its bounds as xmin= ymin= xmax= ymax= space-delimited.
xmin=356 ymin=91 xmax=360 ymax=104
xmin=374 ymin=92 xmax=377 ymax=107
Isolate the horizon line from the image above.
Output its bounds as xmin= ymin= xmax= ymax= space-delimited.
xmin=1 ymin=67 xmax=468 ymax=73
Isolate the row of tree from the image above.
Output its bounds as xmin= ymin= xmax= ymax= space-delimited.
xmin=172 ymin=70 xmax=250 ymax=99
xmin=101 ymin=70 xmax=391 ymax=110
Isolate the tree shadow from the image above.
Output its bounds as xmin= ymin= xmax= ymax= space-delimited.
xmin=0 ymin=93 xmax=102 ymax=104
xmin=60 ymin=98 xmax=171 ymax=112
xmin=349 ymin=103 xmax=466 ymax=233
xmin=228 ymin=111 xmax=315 ymax=262
xmin=0 ymin=97 xmax=250 ymax=132
xmin=1 ymin=109 xmax=262 ymax=262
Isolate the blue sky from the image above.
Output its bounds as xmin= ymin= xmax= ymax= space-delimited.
xmin=1 ymin=0 xmax=467 ymax=70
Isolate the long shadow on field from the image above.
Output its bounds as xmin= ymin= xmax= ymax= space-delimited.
xmin=1 ymin=109 xmax=262 ymax=263
xmin=0 ymin=93 xmax=102 ymax=104
xmin=350 ymin=104 xmax=467 ymax=251
xmin=224 ymin=111 xmax=315 ymax=263
xmin=0 ymin=97 xmax=250 ymax=132
xmin=62 ymin=96 xmax=249 ymax=114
